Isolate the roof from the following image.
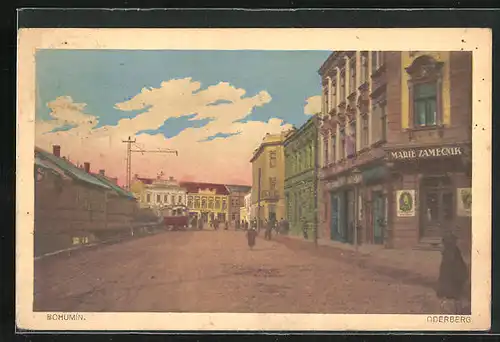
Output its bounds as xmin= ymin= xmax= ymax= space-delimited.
xmin=136 ymin=177 xmax=155 ymax=185
xmin=35 ymin=147 xmax=111 ymax=190
xmin=225 ymin=185 xmax=251 ymax=193
xmin=179 ymin=182 xmax=230 ymax=195
xmin=92 ymin=173 xmax=136 ymax=200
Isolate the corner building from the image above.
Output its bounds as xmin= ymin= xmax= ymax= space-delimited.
xmin=318 ymin=51 xmax=472 ymax=252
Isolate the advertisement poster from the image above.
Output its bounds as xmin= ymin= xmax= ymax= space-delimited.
xmin=396 ymin=190 xmax=416 ymax=217
xmin=457 ymin=187 xmax=472 ymax=217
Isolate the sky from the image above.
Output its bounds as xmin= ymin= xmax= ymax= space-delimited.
xmin=35 ymin=49 xmax=331 ymax=186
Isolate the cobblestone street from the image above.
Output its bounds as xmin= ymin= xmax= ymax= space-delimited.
xmin=34 ymin=230 xmax=447 ymax=314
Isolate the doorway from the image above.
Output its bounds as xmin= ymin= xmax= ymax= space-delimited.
xmin=346 ymin=189 xmax=355 ymax=244
xmin=330 ymin=193 xmax=339 ymax=241
xmin=372 ymin=191 xmax=386 ymax=244
xmin=420 ymin=176 xmax=454 ymax=238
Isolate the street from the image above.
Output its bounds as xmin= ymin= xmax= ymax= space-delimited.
xmin=34 ymin=229 xmax=445 ymax=314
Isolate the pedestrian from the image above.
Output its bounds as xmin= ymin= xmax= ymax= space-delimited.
xmin=302 ymin=218 xmax=309 ymax=240
xmin=246 ymin=227 xmax=257 ymax=249
xmin=436 ymin=231 xmax=469 ymax=314
xmin=198 ymin=217 xmax=203 ymax=230
xmin=224 ymin=220 xmax=228 ymax=230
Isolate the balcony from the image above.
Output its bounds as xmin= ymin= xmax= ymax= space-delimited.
xmin=260 ymin=190 xmax=280 ymax=201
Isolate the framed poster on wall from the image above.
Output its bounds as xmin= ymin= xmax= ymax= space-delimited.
xmin=457 ymin=187 xmax=472 ymax=217
xmin=396 ymin=190 xmax=416 ymax=217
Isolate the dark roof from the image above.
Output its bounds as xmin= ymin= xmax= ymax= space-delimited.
xmin=179 ymin=182 xmax=230 ymax=195
xmin=136 ymin=177 xmax=155 ymax=185
xmin=92 ymin=173 xmax=136 ymax=200
xmin=225 ymin=185 xmax=251 ymax=193
xmin=35 ymin=147 xmax=111 ymax=190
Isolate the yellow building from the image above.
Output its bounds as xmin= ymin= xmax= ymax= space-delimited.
xmin=250 ymin=131 xmax=293 ymax=225
xmin=180 ymin=181 xmax=230 ymax=224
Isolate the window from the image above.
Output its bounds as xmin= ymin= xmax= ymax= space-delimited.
xmin=339 ymin=128 xmax=346 ymax=160
xmin=208 ymin=198 xmax=214 ymax=209
xmin=178 ymin=195 xmax=182 ymax=204
xmin=222 ymin=200 xmax=227 ymax=210
xmin=332 ymin=81 xmax=337 ymax=108
xmin=171 ymin=195 xmax=175 ymax=204
xmin=157 ymin=194 xmax=161 ymax=203
xmin=146 ymin=193 xmax=151 ymax=203
xmin=215 ymin=198 xmax=221 ymax=209
xmin=372 ymin=102 xmax=387 ymax=143
xmin=232 ymin=213 xmax=236 ymax=221
xmin=349 ymin=60 xmax=356 ymax=94
xmin=269 ymin=177 xmax=277 ymax=190
xmin=323 ymin=86 xmax=329 ymax=113
xmin=331 ymin=134 xmax=337 ymax=163
xmin=235 ymin=198 xmax=239 ymax=206
xmin=371 ymin=51 xmax=384 ymax=72
xmin=201 ymin=198 xmax=207 ymax=209
xmin=188 ymin=198 xmax=193 ymax=208
xmin=361 ymin=114 xmax=369 ymax=148
xmin=361 ymin=52 xmax=369 ymax=84
xmin=323 ymin=138 xmax=329 ymax=166
xmin=269 ymin=150 xmax=277 ymax=168
xmin=164 ymin=194 xmax=168 ymax=203
xmin=347 ymin=121 xmax=356 ymax=157
xmin=340 ymin=70 xmax=346 ymax=101
xmin=194 ymin=197 xmax=200 ymax=209
xmin=413 ymin=83 xmax=437 ymax=127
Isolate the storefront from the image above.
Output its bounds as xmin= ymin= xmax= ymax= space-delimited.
xmin=386 ymin=143 xmax=472 ymax=249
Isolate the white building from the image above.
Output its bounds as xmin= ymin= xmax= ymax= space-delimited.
xmin=243 ymin=192 xmax=252 ymax=223
xmin=134 ymin=176 xmax=187 ymax=216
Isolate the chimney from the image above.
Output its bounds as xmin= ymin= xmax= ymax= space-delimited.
xmin=53 ymin=145 xmax=61 ymax=157
xmin=99 ymin=169 xmax=105 ymax=176
xmin=169 ymin=176 xmax=174 ymax=181
xmin=83 ymin=162 xmax=90 ymax=173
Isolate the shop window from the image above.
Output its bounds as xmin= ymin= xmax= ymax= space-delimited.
xmin=421 ymin=177 xmax=454 ymax=232
xmin=413 ymin=83 xmax=437 ymax=127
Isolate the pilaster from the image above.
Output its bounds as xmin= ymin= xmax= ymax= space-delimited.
xmin=355 ymin=51 xmax=362 ymax=152
xmin=368 ymin=51 xmax=373 ymax=145
xmin=344 ymin=55 xmax=350 ymax=102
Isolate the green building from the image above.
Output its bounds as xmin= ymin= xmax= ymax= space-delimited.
xmin=284 ymin=116 xmax=319 ymax=237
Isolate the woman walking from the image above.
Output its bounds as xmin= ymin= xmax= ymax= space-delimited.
xmin=246 ymin=227 xmax=257 ymax=250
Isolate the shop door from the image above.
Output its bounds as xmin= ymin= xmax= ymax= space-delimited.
xmin=346 ymin=190 xmax=355 ymax=244
xmin=372 ymin=191 xmax=386 ymax=244
xmin=330 ymin=193 xmax=339 ymax=241
xmin=420 ymin=177 xmax=454 ymax=238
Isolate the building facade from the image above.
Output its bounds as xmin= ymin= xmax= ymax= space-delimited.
xmin=250 ymin=131 xmax=291 ymax=226
xmin=225 ymin=185 xmax=252 ymax=225
xmin=318 ymin=51 xmax=472 ymax=252
xmin=284 ymin=117 xmax=319 ymax=237
xmin=131 ymin=175 xmax=187 ymax=216
xmin=35 ymin=145 xmax=138 ymax=256
xmin=241 ymin=192 xmax=252 ymax=224
xmin=180 ymin=182 xmax=230 ymax=224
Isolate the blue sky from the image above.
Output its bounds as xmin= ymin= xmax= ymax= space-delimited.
xmin=36 ymin=49 xmax=331 ymax=138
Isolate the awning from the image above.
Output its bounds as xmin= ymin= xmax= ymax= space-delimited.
xmin=361 ymin=165 xmax=389 ymax=184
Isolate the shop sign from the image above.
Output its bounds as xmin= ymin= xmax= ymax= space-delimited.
xmin=388 ymin=146 xmax=464 ymax=161
xmin=325 ymin=173 xmax=362 ymax=191
xmin=457 ymin=187 xmax=472 ymax=217
xmin=396 ymin=190 xmax=415 ymax=217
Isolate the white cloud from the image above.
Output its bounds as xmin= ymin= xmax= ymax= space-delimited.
xmin=304 ymin=95 xmax=321 ymax=115
xmin=35 ymin=78 xmax=292 ymax=185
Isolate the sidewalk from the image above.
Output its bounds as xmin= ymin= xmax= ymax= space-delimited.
xmin=274 ymin=233 xmax=442 ymax=289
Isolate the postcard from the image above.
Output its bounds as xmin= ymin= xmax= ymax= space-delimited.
xmin=16 ymin=27 xmax=492 ymax=331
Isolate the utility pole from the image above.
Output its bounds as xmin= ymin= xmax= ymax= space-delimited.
xmin=257 ymin=167 xmax=262 ymax=233
xmin=122 ymin=136 xmax=136 ymax=190
xmin=122 ymin=136 xmax=179 ymax=191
